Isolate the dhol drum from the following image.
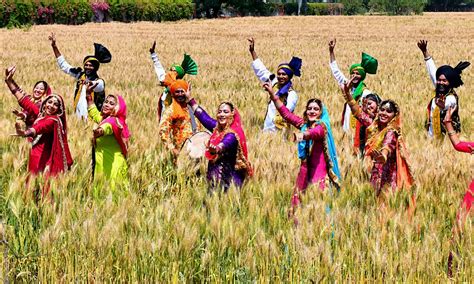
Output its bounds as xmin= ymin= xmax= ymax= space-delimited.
xmin=177 ymin=131 xmax=211 ymax=172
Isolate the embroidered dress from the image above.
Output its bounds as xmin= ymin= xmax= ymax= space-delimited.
xmin=18 ymin=95 xmax=73 ymax=177
xmin=365 ymin=113 xmax=414 ymax=193
xmin=276 ymin=104 xmax=340 ymax=191
xmin=192 ymin=104 xmax=251 ymax=191
xmin=88 ymin=95 xmax=129 ymax=187
xmin=251 ymin=58 xmax=298 ymax=132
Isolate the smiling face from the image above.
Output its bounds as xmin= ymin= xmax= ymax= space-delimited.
xmin=305 ymin=101 xmax=322 ymax=123
xmin=101 ymin=95 xmax=117 ymax=116
xmin=216 ymin=103 xmax=234 ymax=128
xmin=33 ymin=82 xmax=46 ymax=100
xmin=84 ymin=61 xmax=95 ymax=75
xmin=350 ymin=69 xmax=362 ymax=85
xmin=43 ymin=96 xmax=61 ymax=116
xmin=276 ymin=69 xmax=290 ymax=85
xmin=173 ymin=88 xmax=186 ymax=103
xmin=363 ymin=99 xmax=378 ymax=117
xmin=378 ymin=103 xmax=396 ymax=126
xmin=436 ymin=74 xmax=450 ymax=95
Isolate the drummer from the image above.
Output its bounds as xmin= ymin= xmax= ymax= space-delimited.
xmin=185 ymin=86 xmax=252 ymax=192
xmin=159 ymin=78 xmax=200 ymax=159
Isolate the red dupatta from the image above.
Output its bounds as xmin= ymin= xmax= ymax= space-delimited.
xmin=33 ymin=94 xmax=73 ymax=176
xmin=99 ymin=95 xmax=130 ymax=157
xmin=205 ymin=108 xmax=252 ymax=176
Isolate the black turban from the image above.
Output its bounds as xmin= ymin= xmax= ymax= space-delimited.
xmin=436 ymin=61 xmax=470 ymax=89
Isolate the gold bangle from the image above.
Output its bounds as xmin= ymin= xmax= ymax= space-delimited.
xmin=348 ymin=99 xmax=357 ymax=107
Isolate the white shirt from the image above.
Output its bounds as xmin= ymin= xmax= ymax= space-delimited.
xmin=251 ymin=58 xmax=298 ymax=132
xmin=424 ymin=57 xmax=457 ymax=137
xmin=151 ymin=52 xmax=170 ymax=116
xmin=57 ymin=55 xmax=104 ymax=119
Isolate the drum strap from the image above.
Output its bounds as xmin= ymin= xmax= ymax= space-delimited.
xmin=188 ymin=105 xmax=197 ymax=134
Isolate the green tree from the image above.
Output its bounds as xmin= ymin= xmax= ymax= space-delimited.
xmin=341 ymin=0 xmax=366 ymax=15
xmin=368 ymin=0 xmax=426 ymax=15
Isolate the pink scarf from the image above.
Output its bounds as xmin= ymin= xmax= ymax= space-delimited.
xmin=99 ymin=95 xmax=130 ymax=157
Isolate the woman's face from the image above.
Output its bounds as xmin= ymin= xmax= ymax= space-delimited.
xmin=364 ymin=99 xmax=378 ymax=117
xmin=378 ymin=104 xmax=396 ymax=125
xmin=276 ymin=69 xmax=290 ymax=85
xmin=102 ymin=95 xmax=117 ymax=116
xmin=216 ymin=104 xmax=233 ymax=127
xmin=306 ymin=102 xmax=322 ymax=122
xmin=44 ymin=97 xmax=60 ymax=116
xmin=33 ymin=82 xmax=46 ymax=100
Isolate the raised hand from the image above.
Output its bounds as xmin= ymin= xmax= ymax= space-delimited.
xmin=48 ymin=32 xmax=56 ymax=46
xmin=184 ymin=83 xmax=192 ymax=103
xmin=12 ymin=109 xmax=26 ymax=120
xmin=93 ymin=127 xmax=104 ymax=138
xmin=328 ymin=38 xmax=336 ymax=53
xmin=417 ymin=40 xmax=430 ymax=58
xmin=5 ymin=65 xmax=16 ymax=81
xmin=15 ymin=121 xmax=27 ymax=137
xmin=150 ymin=40 xmax=156 ymax=54
xmin=248 ymin=37 xmax=255 ymax=52
xmin=262 ymin=81 xmax=273 ymax=94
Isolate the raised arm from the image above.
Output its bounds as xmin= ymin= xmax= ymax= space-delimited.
xmin=85 ymin=82 xmax=103 ymax=124
xmin=248 ymin=37 xmax=258 ymax=61
xmin=49 ymin=32 xmax=62 ymax=58
xmin=328 ymin=39 xmax=347 ymax=86
xmin=150 ymin=41 xmax=166 ymax=83
xmin=249 ymin=38 xmax=273 ymax=82
xmin=184 ymin=84 xmax=217 ymax=132
xmin=341 ymin=77 xmax=364 ymax=120
xmin=4 ymin=66 xmax=28 ymax=101
xmin=417 ymin=40 xmax=436 ymax=86
xmin=443 ymin=106 xmax=472 ymax=153
xmin=49 ymin=33 xmax=82 ymax=79
xmin=263 ymin=82 xmax=304 ymax=128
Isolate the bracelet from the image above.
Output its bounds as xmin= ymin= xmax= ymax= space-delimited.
xmin=348 ymin=99 xmax=357 ymax=107
xmin=444 ymin=120 xmax=452 ymax=123
xmin=424 ymin=56 xmax=432 ymax=61
xmin=447 ymin=131 xmax=456 ymax=136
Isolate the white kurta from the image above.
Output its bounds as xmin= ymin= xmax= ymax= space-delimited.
xmin=56 ymin=55 xmax=105 ymax=120
xmin=151 ymin=52 xmax=170 ymax=116
xmin=251 ymin=58 xmax=298 ymax=132
xmin=424 ymin=57 xmax=457 ymax=137
xmin=329 ymin=60 xmax=372 ymax=133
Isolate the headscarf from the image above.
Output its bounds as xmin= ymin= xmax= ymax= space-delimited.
xmin=297 ymin=105 xmax=340 ymax=188
xmin=205 ymin=107 xmax=252 ymax=176
xmin=34 ymin=94 xmax=73 ymax=174
xmin=365 ymin=102 xmax=414 ymax=190
xmin=99 ymin=95 xmax=130 ymax=157
xmin=435 ymin=61 xmax=470 ymax=89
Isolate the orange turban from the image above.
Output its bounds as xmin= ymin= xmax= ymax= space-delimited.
xmin=169 ymin=79 xmax=188 ymax=95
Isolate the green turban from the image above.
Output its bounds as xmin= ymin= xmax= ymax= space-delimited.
xmin=171 ymin=64 xmax=185 ymax=79
xmin=171 ymin=53 xmax=198 ymax=79
xmin=349 ymin=52 xmax=378 ymax=81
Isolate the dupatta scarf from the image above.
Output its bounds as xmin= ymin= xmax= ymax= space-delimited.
xmin=365 ymin=112 xmax=414 ymax=190
xmin=205 ymin=108 xmax=252 ymax=177
xmin=33 ymin=94 xmax=73 ymax=176
xmin=99 ymin=95 xmax=130 ymax=157
xmin=297 ymin=105 xmax=341 ymax=190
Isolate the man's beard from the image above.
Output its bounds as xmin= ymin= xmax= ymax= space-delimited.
xmin=435 ymin=84 xmax=450 ymax=96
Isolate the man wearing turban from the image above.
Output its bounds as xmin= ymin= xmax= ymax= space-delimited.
xmin=49 ymin=33 xmax=111 ymax=120
xmin=329 ymin=39 xmax=378 ymax=155
xmin=149 ymin=41 xmax=198 ymax=123
xmin=248 ymin=37 xmax=302 ymax=132
xmin=417 ymin=40 xmax=470 ymax=139
xmin=159 ymin=74 xmax=200 ymax=158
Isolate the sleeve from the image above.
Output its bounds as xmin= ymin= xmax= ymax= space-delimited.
xmin=158 ymin=108 xmax=176 ymax=151
xmin=453 ymin=141 xmax=474 ymax=153
xmin=444 ymin=95 xmax=457 ymax=110
xmin=286 ymin=90 xmax=298 ymax=112
xmin=251 ymin=58 xmax=273 ymax=82
xmin=100 ymin=123 xmax=113 ymax=136
xmin=88 ymin=105 xmax=103 ymax=124
xmin=304 ymin=125 xmax=325 ymax=140
xmin=18 ymin=96 xmax=39 ymax=117
xmin=194 ymin=106 xmax=217 ymax=132
xmin=32 ymin=118 xmax=56 ymax=135
xmin=56 ymin=55 xmax=81 ymax=79
xmin=92 ymin=78 xmax=105 ymax=92
xmin=151 ymin=52 xmax=166 ymax=82
xmin=329 ymin=60 xmax=348 ymax=87
xmin=425 ymin=57 xmax=437 ymax=87
xmin=218 ymin=133 xmax=238 ymax=152
xmin=381 ymin=130 xmax=398 ymax=155
xmin=276 ymin=104 xmax=304 ymax=128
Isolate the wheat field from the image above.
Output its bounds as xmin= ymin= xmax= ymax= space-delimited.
xmin=0 ymin=12 xmax=473 ymax=281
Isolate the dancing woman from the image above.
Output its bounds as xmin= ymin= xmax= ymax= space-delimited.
xmin=263 ymin=82 xmax=341 ymax=205
xmin=86 ymin=83 xmax=130 ymax=188
xmin=186 ymin=88 xmax=252 ymax=192
xmin=12 ymin=80 xmax=52 ymax=128
xmin=5 ymin=66 xmax=73 ymax=196
xmin=248 ymin=37 xmax=301 ymax=132
xmin=49 ymin=33 xmax=111 ymax=119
